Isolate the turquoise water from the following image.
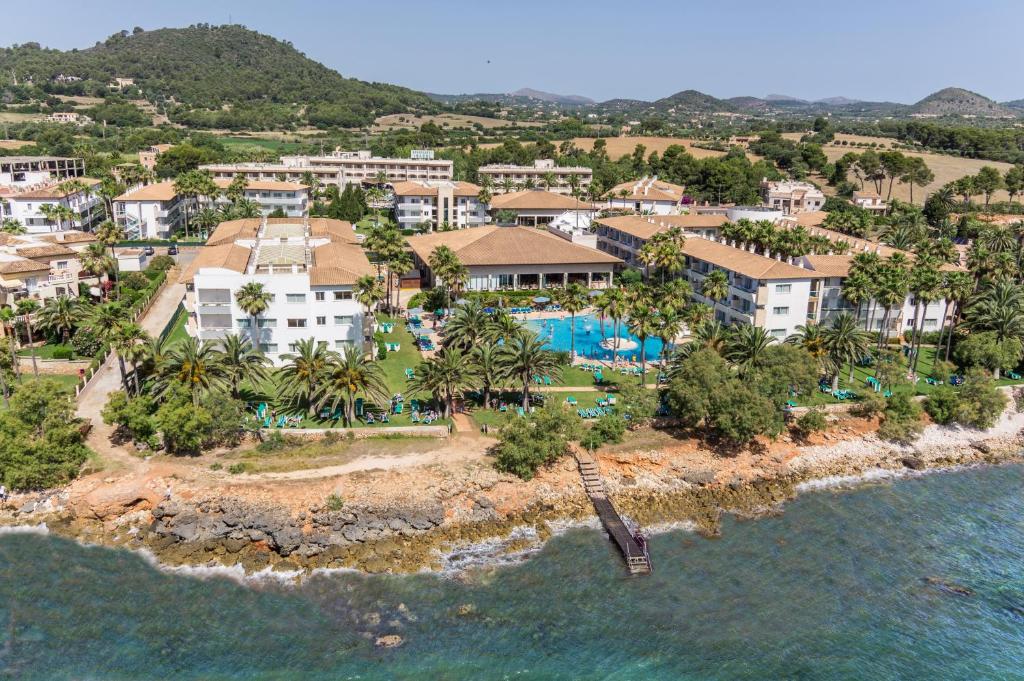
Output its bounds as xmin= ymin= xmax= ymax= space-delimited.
xmin=2 ymin=464 xmax=1024 ymax=679
xmin=525 ymin=314 xmax=666 ymax=362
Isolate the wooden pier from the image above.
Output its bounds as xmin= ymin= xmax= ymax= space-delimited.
xmin=574 ymin=450 xmax=652 ymax=575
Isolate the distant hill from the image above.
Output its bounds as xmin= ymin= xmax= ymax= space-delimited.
xmin=816 ymin=96 xmax=860 ymax=106
xmin=0 ymin=25 xmax=435 ymax=127
xmin=652 ymin=90 xmax=734 ymax=113
xmin=510 ymin=88 xmax=593 ymax=105
xmin=1003 ymin=99 xmax=1024 ymax=110
xmin=910 ymin=87 xmax=1018 ymax=117
xmin=765 ymin=94 xmax=808 ymax=103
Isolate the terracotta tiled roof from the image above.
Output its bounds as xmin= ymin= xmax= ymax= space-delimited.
xmin=803 ymin=254 xmax=854 ymax=277
xmin=309 ymin=242 xmax=375 ymax=285
xmin=408 ymin=226 xmax=621 ymax=267
xmin=595 ymin=214 xmax=728 ymax=240
xmin=489 ymin=190 xmax=596 ymax=211
xmin=13 ymin=178 xmax=101 ymax=200
xmin=391 ymin=180 xmax=480 ymax=198
xmin=206 ymin=219 xmax=262 ymax=246
xmin=212 ymin=178 xmax=308 ymax=192
xmin=0 ymin=258 xmax=49 ymax=275
xmin=606 ymin=178 xmax=686 ymax=203
xmin=114 ymin=181 xmax=178 ymax=202
xmin=39 ymin=230 xmax=98 ymax=245
xmin=15 ymin=244 xmax=76 ymax=259
xmin=179 ymin=243 xmax=252 ymax=283
xmin=685 ymin=237 xmax=819 ymax=280
xmin=307 ymin=218 xmax=358 ymax=243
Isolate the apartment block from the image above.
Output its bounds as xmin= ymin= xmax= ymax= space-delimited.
xmin=113 ymin=181 xmax=191 ymax=239
xmin=606 ymin=177 xmax=687 ymax=215
xmin=391 ymin=180 xmax=486 ymax=231
xmin=0 ymin=230 xmax=103 ymax=308
xmin=1 ymin=178 xmax=104 ymax=234
xmin=210 ymin=179 xmax=309 ymax=217
xmin=477 ymin=159 xmax=592 ymax=196
xmin=760 ymin=179 xmax=825 ymax=214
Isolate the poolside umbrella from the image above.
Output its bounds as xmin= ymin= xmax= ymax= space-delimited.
xmin=533 ymin=296 xmax=550 ymax=304
xmin=435 ymin=308 xmax=445 ymax=316
xmin=589 ymin=290 xmax=603 ymax=297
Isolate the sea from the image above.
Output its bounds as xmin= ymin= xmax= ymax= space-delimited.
xmin=1 ymin=463 xmax=1022 ymax=680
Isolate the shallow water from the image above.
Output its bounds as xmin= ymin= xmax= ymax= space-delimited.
xmin=525 ymin=313 xmax=665 ymax=362
xmin=2 ymin=464 xmax=1023 ymax=680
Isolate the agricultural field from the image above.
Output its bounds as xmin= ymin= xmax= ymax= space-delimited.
xmin=569 ymin=136 xmax=729 ymax=160
xmin=0 ymin=112 xmax=42 ymax=123
xmin=373 ymin=112 xmax=543 ymax=132
xmin=0 ymin=140 xmax=30 ymax=150
xmin=218 ymin=136 xmax=304 ymax=154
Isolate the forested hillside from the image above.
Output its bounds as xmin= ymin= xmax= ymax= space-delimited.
xmin=0 ymin=24 xmax=436 ymax=129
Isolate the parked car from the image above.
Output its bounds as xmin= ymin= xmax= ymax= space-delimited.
xmin=142 ymin=246 xmax=155 ymax=256
xmin=167 ymin=244 xmax=179 ymax=256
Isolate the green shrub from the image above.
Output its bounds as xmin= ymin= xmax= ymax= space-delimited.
xmin=50 ymin=345 xmax=74 ymax=360
xmin=119 ymin=271 xmax=150 ymax=292
xmin=325 ymin=493 xmax=345 ymax=510
xmin=878 ymin=393 xmax=924 ymax=444
xmin=954 ymin=370 xmax=1007 ymax=429
xmin=72 ymin=328 xmax=103 ymax=357
xmin=795 ymin=409 xmax=828 ymax=438
xmin=494 ymin=404 xmax=581 ymax=479
xmin=228 ymin=462 xmax=249 ymax=475
xmin=923 ymin=385 xmax=958 ymax=425
xmin=209 ymin=462 xmax=223 ymax=471
xmin=929 ymin=360 xmax=957 ymax=383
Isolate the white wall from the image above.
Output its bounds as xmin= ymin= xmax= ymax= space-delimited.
xmin=607 ymin=198 xmax=678 ymax=215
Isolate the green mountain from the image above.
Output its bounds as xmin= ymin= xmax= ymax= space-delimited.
xmin=0 ymin=25 xmax=436 ymax=128
xmin=910 ymin=87 xmax=1017 ymax=118
xmin=652 ymin=89 xmax=734 ymax=113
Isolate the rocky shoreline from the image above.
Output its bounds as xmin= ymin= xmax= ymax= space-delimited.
xmin=4 ymin=406 xmax=1024 ymax=577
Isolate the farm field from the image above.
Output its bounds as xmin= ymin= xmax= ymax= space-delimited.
xmin=218 ymin=136 xmax=304 ymax=154
xmin=0 ymin=140 xmax=30 ymax=149
xmin=568 ymin=136 xmax=729 ymax=159
xmin=373 ymin=112 xmax=543 ymax=132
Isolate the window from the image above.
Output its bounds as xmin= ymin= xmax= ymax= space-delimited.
xmin=315 ymin=291 xmax=326 ymax=301
xmin=334 ymin=340 xmax=351 ymax=350
xmin=316 ymin=316 xmax=327 ymax=326
xmin=773 ymin=307 xmax=789 ymax=315
xmin=56 ymin=261 xmax=68 ymax=270
xmin=197 ymin=288 xmax=231 ymax=303
xmin=257 ymin=318 xmax=277 ymax=328
xmin=199 ymin=313 xmax=231 ymax=329
xmin=236 ymin=318 xmax=252 ymax=329
xmin=333 ymin=291 xmax=353 ymax=301
xmin=286 ymin=293 xmax=306 ymax=303
xmin=770 ymin=329 xmax=786 ymax=339
xmin=287 ymin=318 xmax=307 ymax=328
xmin=775 ymin=284 xmax=791 ymax=294
xmin=334 ymin=315 xmax=354 ymax=326
xmin=258 ymin=343 xmax=278 ymax=353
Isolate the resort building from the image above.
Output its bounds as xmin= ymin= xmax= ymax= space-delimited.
xmin=391 ymin=180 xmax=486 ymax=231
xmin=488 ymin=189 xmax=597 ymax=227
xmin=407 ymin=226 xmax=621 ymax=291
xmin=44 ymin=111 xmax=92 ymax=126
xmin=851 ymin=190 xmax=888 ymax=213
xmin=477 ymin=159 xmax=592 ymax=196
xmin=180 ymin=218 xmax=375 ymax=366
xmin=113 ymin=181 xmax=192 ymax=239
xmin=605 ymin=177 xmax=687 ymax=215
xmin=1 ymin=178 xmax=104 ymax=234
xmin=594 ymin=214 xmax=729 ymax=267
xmin=760 ymin=179 xmax=825 ymax=214
xmin=209 ymin=179 xmax=310 ymax=217
xmin=201 ymin=150 xmax=453 ymax=190
xmin=0 ymin=156 xmax=85 ymax=187
xmin=0 ymin=230 xmax=103 ymax=308
xmin=139 ymin=144 xmax=174 ymax=172
xmin=683 ymin=236 xmax=822 ymax=339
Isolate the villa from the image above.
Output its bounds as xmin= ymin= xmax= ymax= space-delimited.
xmin=477 ymin=159 xmax=592 ymax=196
xmin=113 ymin=181 xmax=192 ymax=239
xmin=605 ymin=177 xmax=687 ymax=215
xmin=760 ymin=179 xmax=825 ymax=214
xmin=488 ymin=189 xmax=597 ymax=227
xmin=406 ymin=226 xmax=621 ymax=291
xmin=1 ymin=178 xmax=104 ymax=234
xmin=202 ymin=149 xmax=454 ymax=190
xmin=180 ymin=217 xmax=375 ymax=365
xmin=391 ymin=180 xmax=487 ymax=231
xmin=851 ymin=190 xmax=888 ymax=213
xmin=0 ymin=230 xmax=103 ymax=307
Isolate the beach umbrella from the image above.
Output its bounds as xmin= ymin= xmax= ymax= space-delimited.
xmin=533 ymin=296 xmax=551 ymax=304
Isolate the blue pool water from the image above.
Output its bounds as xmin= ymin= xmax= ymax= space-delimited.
xmin=525 ymin=314 xmax=666 ymax=361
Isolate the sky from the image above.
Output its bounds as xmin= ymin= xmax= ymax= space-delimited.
xmin=1 ymin=0 xmax=1022 ymax=104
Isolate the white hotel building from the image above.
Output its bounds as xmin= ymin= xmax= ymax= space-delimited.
xmin=181 ymin=218 xmax=375 ymax=365
xmin=113 ymin=181 xmax=191 ymax=239
xmin=477 ymin=159 xmax=592 ymax=196
xmin=391 ymin=180 xmax=487 ymax=231
xmin=202 ymin=150 xmax=453 ymax=190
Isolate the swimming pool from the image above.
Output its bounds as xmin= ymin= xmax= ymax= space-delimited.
xmin=524 ymin=314 xmax=666 ymax=362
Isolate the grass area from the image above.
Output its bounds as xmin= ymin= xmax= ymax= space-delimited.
xmin=219 ymin=136 xmax=303 ymax=154
xmin=467 ymin=387 xmax=621 ymax=429
xmin=161 ymin=304 xmax=189 ymax=349
xmin=17 ymin=343 xmax=75 ymax=360
xmin=0 ymin=374 xmax=79 ymax=412
xmin=354 ymin=216 xmax=397 ymax=236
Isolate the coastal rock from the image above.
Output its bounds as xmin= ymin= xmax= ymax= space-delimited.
xmin=375 ymin=634 xmax=403 ymax=648
xmin=901 ymin=456 xmax=926 ymax=471
xmin=970 ymin=441 xmax=991 ymax=454
xmin=152 ymin=502 xmax=180 ymax=519
xmin=682 ymin=469 xmax=717 ymax=486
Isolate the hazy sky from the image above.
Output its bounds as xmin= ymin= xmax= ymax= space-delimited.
xmin=1 ymin=0 xmax=1021 ymax=104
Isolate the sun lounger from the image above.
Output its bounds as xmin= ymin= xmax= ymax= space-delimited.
xmin=276 ymin=416 xmax=287 ymax=428
xmin=1009 ymin=371 xmax=1022 ymax=380
xmin=394 ymin=403 xmax=403 ymax=414
xmin=606 ymin=394 xmax=616 ymax=405
xmin=566 ymin=396 xmax=577 ymax=405
xmin=263 ymin=416 xmax=272 ymax=428
xmin=543 ymin=375 xmax=552 ymax=385
xmin=517 ymin=406 xmax=525 ymax=417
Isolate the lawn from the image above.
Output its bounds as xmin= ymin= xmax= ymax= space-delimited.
xmin=18 ymin=343 xmax=75 ymax=360
xmin=161 ymin=304 xmax=189 ymax=349
xmin=0 ymin=374 xmax=79 ymax=412
xmin=219 ymin=136 xmax=303 ymax=154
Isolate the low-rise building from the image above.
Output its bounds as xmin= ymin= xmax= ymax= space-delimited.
xmin=407 ymin=226 xmax=620 ymax=291
xmin=116 ymin=248 xmax=149 ymax=272
xmin=760 ymin=179 xmax=825 ymax=214
xmin=605 ymin=177 xmax=687 ymax=215
xmin=44 ymin=111 xmax=92 ymax=126
xmin=594 ymin=214 xmax=729 ymax=267
xmin=477 ymin=159 xmax=592 ymax=196
xmin=181 ymin=218 xmax=375 ymax=366
xmin=202 ymin=150 xmax=454 ymax=190
xmin=851 ymin=190 xmax=887 ymax=213
xmin=139 ymin=144 xmax=174 ymax=172
xmin=210 ymin=179 xmax=309 ymax=217
xmin=488 ymin=189 xmax=597 ymax=227
xmin=0 ymin=156 xmax=85 ymax=187
xmin=391 ymin=180 xmax=486 ymax=231
xmin=113 ymin=181 xmax=191 ymax=239
xmin=2 ymin=178 xmax=104 ymax=233
xmin=0 ymin=230 xmax=102 ymax=307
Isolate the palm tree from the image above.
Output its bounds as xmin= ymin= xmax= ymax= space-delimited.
xmin=841 ymin=270 xmax=873 ymax=328
xmin=627 ymin=303 xmax=659 ymax=381
xmin=35 ymin=295 xmax=87 ymax=344
xmin=235 ymin=282 xmax=272 ymax=347
xmin=38 ymin=203 xmax=60 ymax=232
xmin=596 ymin=287 xmax=626 ymax=359
xmin=385 ymin=250 xmax=413 ymax=313
xmin=427 ymin=245 xmax=467 ymax=310
xmin=444 ymin=300 xmax=490 ymax=349
xmin=907 ymin=256 xmax=943 ymax=372
xmin=471 ymin=342 xmax=502 ymax=409
xmin=786 ymin=322 xmax=833 ymax=379
xmin=500 ymin=332 xmax=562 ymax=411
xmin=354 ymin=274 xmax=385 ymax=324
xmin=726 ymin=325 xmax=776 ymax=377
xmin=875 ymin=254 xmax=910 ymax=349
xmin=14 ymin=299 xmax=40 ymax=377
xmin=316 ymin=346 xmax=390 ymax=426
xmin=1 ymin=218 xmax=25 ymax=234
xmin=193 ymin=207 xmax=221 ymax=238
xmin=278 ymin=337 xmax=333 ymax=416
xmin=822 ymin=313 xmax=872 ymax=390
xmin=80 ymin=242 xmax=114 ymax=286
xmin=218 ymin=334 xmax=270 ymax=399
xmin=112 ymin=322 xmax=149 ymax=396
xmin=541 ymin=171 xmax=558 ymax=191
xmin=408 ymin=347 xmax=478 ymax=419
xmin=940 ymin=271 xmax=975 ymax=362
xmin=556 ymin=283 xmax=589 ymax=360
xmin=656 ymin=308 xmax=686 ymax=362
xmin=701 ymin=269 xmax=729 ymax=303
xmin=154 ymin=336 xmax=229 ymax=407
xmin=486 ymin=310 xmax=520 ymax=344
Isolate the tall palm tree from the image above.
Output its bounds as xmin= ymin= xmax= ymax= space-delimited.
xmin=444 ymin=300 xmax=490 ymax=349
xmin=486 ymin=310 xmax=520 ymax=344
xmin=278 ymin=337 xmax=333 ymax=416
xmin=112 ymin=322 xmax=149 ymax=396
xmin=701 ymin=269 xmax=729 ymax=303
xmin=499 ymin=332 xmax=562 ymax=411
xmin=385 ymin=250 xmax=413 ymax=313
xmin=656 ymin=308 xmax=686 ymax=362
xmin=841 ymin=270 xmax=874 ymax=327
xmin=35 ymin=295 xmax=88 ymax=344
xmin=726 ymin=325 xmax=776 ymax=377
xmin=234 ymin=282 xmax=272 ymax=347
xmin=80 ymin=242 xmax=114 ymax=286
xmin=907 ymin=256 xmax=943 ymax=373
xmin=193 ymin=207 xmax=221 ymax=238
xmin=354 ymin=274 xmax=385 ymax=325
xmin=427 ymin=246 xmax=467 ymax=310
xmin=218 ymin=334 xmax=270 ymax=399
xmin=471 ymin=342 xmax=502 ymax=409
xmin=595 ymin=287 xmax=626 ymax=358
xmin=940 ymin=271 xmax=975 ymax=362
xmin=555 ymin=282 xmax=589 ymax=360
xmin=875 ymin=254 xmax=910 ymax=349
xmin=14 ymin=299 xmax=40 ymax=377
xmin=626 ymin=304 xmax=659 ymax=381
xmin=822 ymin=313 xmax=871 ymax=390
xmin=408 ymin=347 xmax=479 ymax=419
xmin=786 ymin=322 xmax=833 ymax=379
xmin=154 ymin=336 xmax=229 ymax=407
xmin=316 ymin=346 xmax=390 ymax=426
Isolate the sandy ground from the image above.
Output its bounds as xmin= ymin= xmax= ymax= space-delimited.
xmin=568 ymin=136 xmax=729 ymax=160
